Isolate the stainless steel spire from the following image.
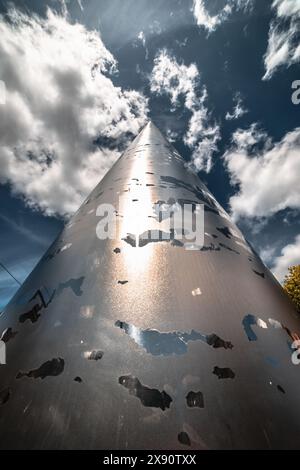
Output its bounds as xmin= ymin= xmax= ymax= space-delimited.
xmin=0 ymin=121 xmax=300 ymax=449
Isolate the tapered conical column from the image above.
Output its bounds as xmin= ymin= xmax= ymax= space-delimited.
xmin=0 ymin=121 xmax=299 ymax=450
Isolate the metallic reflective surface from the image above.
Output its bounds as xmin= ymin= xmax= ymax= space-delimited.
xmin=0 ymin=122 xmax=300 ymax=449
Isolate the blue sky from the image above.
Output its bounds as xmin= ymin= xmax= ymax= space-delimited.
xmin=0 ymin=0 xmax=299 ymax=310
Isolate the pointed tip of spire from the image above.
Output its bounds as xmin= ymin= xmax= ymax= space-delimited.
xmin=140 ymin=120 xmax=155 ymax=134
xmin=139 ymin=119 xmax=166 ymax=142
xmin=143 ymin=119 xmax=157 ymax=131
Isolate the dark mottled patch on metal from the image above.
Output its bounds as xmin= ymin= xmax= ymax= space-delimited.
xmin=44 ymin=243 xmax=72 ymax=261
xmin=160 ymin=175 xmax=218 ymax=212
xmin=113 ymin=248 xmax=121 ymax=254
xmin=1 ymin=327 xmax=18 ymax=343
xmin=118 ymin=375 xmax=172 ymax=410
xmin=0 ymin=388 xmax=11 ymax=405
xmin=19 ymin=304 xmax=42 ymax=324
xmin=206 ymin=333 xmax=233 ymax=349
xmin=178 ymin=431 xmax=191 ymax=446
xmin=115 ymin=320 xmax=233 ymax=355
xmin=87 ymin=350 xmax=103 ymax=361
xmin=186 ymin=391 xmax=204 ymax=408
xmin=56 ymin=277 xmax=85 ymax=297
xmin=153 ymin=198 xmax=200 ymax=222
xmin=242 ymin=314 xmax=264 ymax=342
xmin=16 ymin=358 xmax=65 ymax=380
xmin=30 ymin=288 xmax=54 ymax=308
xmin=200 ymin=243 xmax=221 ymax=252
xmin=122 ymin=235 xmax=136 ymax=247
xmin=18 ymin=287 xmax=57 ymax=324
xmin=213 ymin=366 xmax=235 ymax=379
xmin=217 ymin=227 xmax=232 ymax=239
xmin=219 ymin=243 xmax=240 ymax=255
xmin=74 ymin=376 xmax=83 ymax=383
xmin=122 ymin=231 xmax=184 ymax=248
xmin=253 ymin=270 xmax=265 ymax=278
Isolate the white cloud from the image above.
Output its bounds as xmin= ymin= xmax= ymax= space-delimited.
xmin=263 ymin=0 xmax=300 ymax=79
xmin=192 ymin=0 xmax=231 ymax=32
xmin=150 ymin=49 xmax=199 ymax=109
xmin=225 ymin=93 xmax=248 ymax=120
xmin=137 ymin=30 xmax=149 ymax=59
xmin=192 ymin=0 xmax=253 ymax=33
xmin=260 ymin=245 xmax=276 ymax=265
xmin=184 ymin=106 xmax=220 ymax=172
xmin=175 ymin=37 xmax=188 ymax=48
xmin=273 ymin=0 xmax=300 ymax=18
xmin=0 ymin=8 xmax=148 ymax=217
xmin=166 ymin=129 xmax=179 ymax=142
xmin=149 ymin=20 xmax=162 ymax=36
xmin=150 ymin=49 xmax=220 ymax=172
xmin=138 ymin=31 xmax=146 ymax=46
xmin=271 ymin=234 xmax=300 ymax=282
xmin=224 ymin=124 xmax=300 ymax=220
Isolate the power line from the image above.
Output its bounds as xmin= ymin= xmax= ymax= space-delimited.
xmin=0 ymin=261 xmax=21 ymax=286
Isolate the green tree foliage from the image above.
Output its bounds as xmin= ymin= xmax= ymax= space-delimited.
xmin=283 ymin=265 xmax=300 ymax=313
